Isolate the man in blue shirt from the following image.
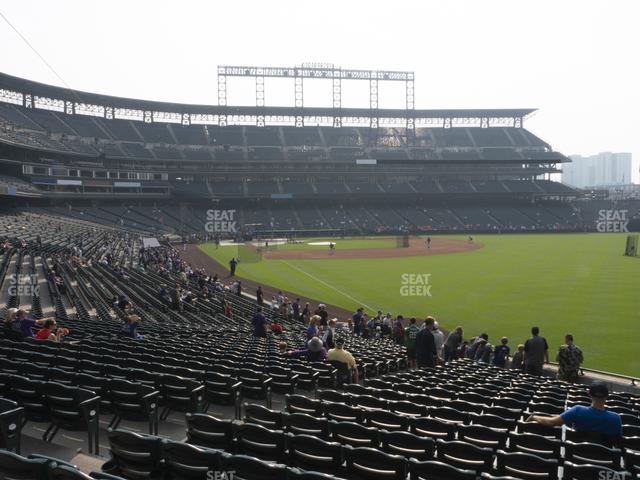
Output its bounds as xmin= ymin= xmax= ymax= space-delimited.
xmin=526 ymin=380 xmax=622 ymax=444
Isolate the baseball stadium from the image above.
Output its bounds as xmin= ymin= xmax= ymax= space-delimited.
xmin=0 ymin=15 xmax=640 ymax=478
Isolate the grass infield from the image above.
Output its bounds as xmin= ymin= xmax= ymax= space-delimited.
xmin=200 ymin=233 xmax=639 ymax=376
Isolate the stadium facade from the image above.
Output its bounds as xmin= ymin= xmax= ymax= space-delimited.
xmin=0 ymin=69 xmax=638 ymax=236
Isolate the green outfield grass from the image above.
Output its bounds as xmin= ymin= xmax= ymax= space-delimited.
xmin=200 ymin=234 xmax=640 ymax=376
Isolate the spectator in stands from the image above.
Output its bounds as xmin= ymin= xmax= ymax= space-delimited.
xmin=432 ymin=321 xmax=445 ymax=360
xmin=3 ymin=307 xmax=18 ymax=329
xmin=286 ymin=337 xmax=327 ymax=362
xmin=251 ymin=307 xmax=269 ymax=338
xmin=556 ymin=334 xmax=584 ymax=382
xmin=256 ymin=286 xmax=263 ymax=305
xmin=278 ymin=341 xmax=287 ymax=355
xmin=527 ymin=380 xmax=622 ymax=445
xmin=492 ymin=337 xmax=510 ymax=368
xmin=11 ymin=309 xmax=47 ymax=338
xmin=511 ymin=344 xmax=525 ymax=370
xmin=443 ymin=326 xmax=464 ymax=362
xmin=116 ymin=295 xmax=131 ymax=311
xmin=381 ymin=312 xmax=392 ymax=336
xmin=524 ymin=326 xmax=549 ymax=376
xmin=404 ymin=317 xmax=420 ymax=369
xmin=158 ymin=285 xmax=171 ymax=305
xmin=223 ymin=299 xmax=232 ymax=318
xmin=352 ymin=307 xmax=364 ymax=335
xmin=121 ymin=314 xmax=141 ymax=338
xmin=467 ymin=333 xmax=489 ymax=359
xmin=474 ymin=339 xmax=493 ymax=364
xmin=415 ymin=317 xmax=437 ymax=368
xmin=35 ymin=319 xmax=69 ymax=342
xmin=301 ymin=302 xmax=311 ymax=323
xmin=270 ymin=296 xmax=279 ymax=310
xmin=393 ymin=315 xmax=405 ymax=346
xmin=315 ymin=304 xmax=328 ymax=326
xmin=328 ymin=337 xmax=359 ymax=383
xmin=322 ymin=318 xmax=337 ymax=349
xmin=271 ymin=320 xmax=283 ymax=334
xmin=306 ymin=315 xmax=320 ymax=344
xmin=292 ymin=298 xmax=300 ymax=320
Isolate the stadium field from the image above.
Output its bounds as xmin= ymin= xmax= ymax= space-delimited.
xmin=200 ymin=233 xmax=640 ymax=376
xmin=250 ymin=237 xmax=396 ymax=251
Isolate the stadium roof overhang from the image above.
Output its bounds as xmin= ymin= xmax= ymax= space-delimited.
xmin=0 ymin=72 xmax=536 ymax=126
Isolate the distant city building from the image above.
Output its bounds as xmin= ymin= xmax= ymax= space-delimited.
xmin=563 ymin=152 xmax=633 ymax=188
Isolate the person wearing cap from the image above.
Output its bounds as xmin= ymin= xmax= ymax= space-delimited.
xmin=526 ymin=380 xmax=622 ymax=444
xmin=286 ymin=337 xmax=327 ymax=362
xmin=328 ymin=337 xmax=359 ymax=383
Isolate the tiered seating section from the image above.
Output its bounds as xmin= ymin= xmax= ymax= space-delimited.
xmin=0 ymin=210 xmax=639 ymax=479
xmin=0 ymin=102 xmax=564 ymax=164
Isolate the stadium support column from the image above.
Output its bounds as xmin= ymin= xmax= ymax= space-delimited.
xmin=256 ymin=73 xmax=265 ymax=127
xmin=406 ymin=74 xmax=415 ymax=145
xmin=218 ymin=66 xmax=227 ymax=126
xmin=369 ymin=74 xmax=378 ymax=144
xmin=295 ymin=72 xmax=304 ymax=127
xmin=332 ymin=68 xmax=341 ymax=128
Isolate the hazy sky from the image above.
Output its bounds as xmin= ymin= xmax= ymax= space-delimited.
xmin=1 ymin=0 xmax=638 ymax=182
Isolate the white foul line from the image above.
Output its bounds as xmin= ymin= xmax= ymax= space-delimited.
xmin=281 ymin=260 xmax=375 ymax=311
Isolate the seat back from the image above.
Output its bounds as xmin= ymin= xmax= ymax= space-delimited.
xmin=219 ymin=454 xmax=288 ymax=480
xmin=495 ymin=450 xmax=559 ymax=480
xmin=282 ymin=412 xmax=330 ymax=439
xmin=0 ymin=450 xmax=49 ymax=480
xmin=186 ymin=413 xmax=234 ymax=450
xmin=563 ymin=461 xmax=631 ymax=480
xmin=284 ymin=394 xmax=322 ymax=415
xmin=161 ymin=439 xmax=221 ymax=479
xmin=235 ymin=423 xmax=286 ymax=462
xmin=285 ymin=433 xmax=344 ymax=475
xmin=564 ymin=441 xmax=622 ymax=469
xmin=408 ymin=459 xmax=476 ymax=480
xmin=0 ymin=397 xmax=23 ymax=453
xmin=328 ymin=420 xmax=379 ymax=448
xmin=243 ymin=403 xmax=282 ymax=429
xmin=436 ymin=439 xmax=494 ymax=473
xmin=103 ymin=429 xmax=162 ymax=480
xmin=379 ymin=430 xmax=435 ymax=461
xmin=343 ymin=446 xmax=407 ymax=480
